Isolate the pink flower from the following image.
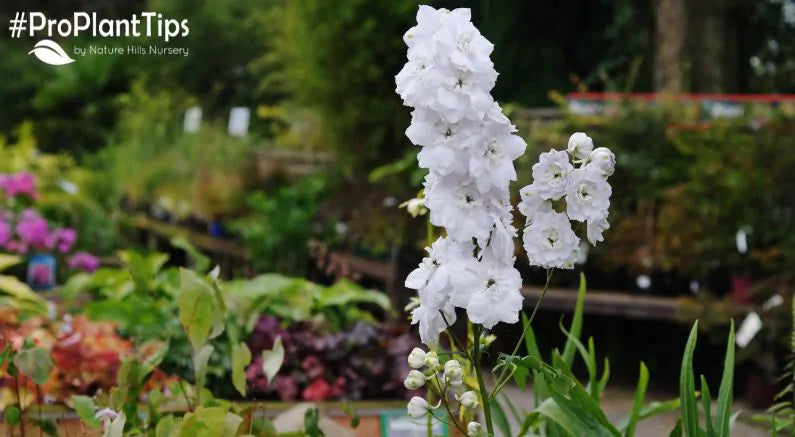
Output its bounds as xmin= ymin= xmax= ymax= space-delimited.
xmin=0 ymin=172 xmax=37 ymax=198
xmin=31 ymin=264 xmax=51 ymax=284
xmin=16 ymin=210 xmax=50 ymax=250
xmin=0 ymin=220 xmax=10 ymax=247
xmin=49 ymin=228 xmax=76 ymax=253
xmin=68 ymin=252 xmax=100 ymax=273
xmin=11 ymin=172 xmax=37 ymax=198
xmin=5 ymin=240 xmax=28 ymax=254
xmin=302 ymin=378 xmax=332 ymax=401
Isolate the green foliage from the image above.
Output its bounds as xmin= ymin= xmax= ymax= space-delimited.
xmin=231 ymin=174 xmax=330 ymax=275
xmin=230 ymin=343 xmax=252 ymax=397
xmin=13 ymin=346 xmax=54 ymax=385
xmin=494 ymin=274 xmax=731 ymax=436
xmin=0 ymin=254 xmax=48 ymax=317
xmin=271 ymin=0 xmax=418 ymax=173
xmin=677 ymin=321 xmax=736 ymax=437
xmin=261 ymin=337 xmax=285 ymax=383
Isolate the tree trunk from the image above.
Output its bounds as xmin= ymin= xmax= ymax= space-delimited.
xmin=654 ymin=0 xmax=688 ymax=92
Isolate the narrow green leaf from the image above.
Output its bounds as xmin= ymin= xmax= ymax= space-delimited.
xmin=490 ymin=398 xmax=512 ymax=437
xmin=231 ymin=342 xmax=252 ymax=397
xmin=680 ymin=321 xmax=700 ymax=437
xmin=625 ymin=362 xmax=649 ymax=437
xmin=598 ymin=357 xmax=611 ymax=396
xmin=500 ymin=393 xmax=522 ymax=425
xmin=714 ymin=320 xmax=735 ymax=437
xmin=562 ymin=272 xmax=587 ymax=367
xmin=700 ymin=375 xmax=713 ymax=436
xmin=669 ymin=418 xmax=683 ymax=437
xmin=618 ymin=398 xmax=681 ymax=429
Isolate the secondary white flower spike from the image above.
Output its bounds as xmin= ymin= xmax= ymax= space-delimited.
xmin=519 ymin=133 xmax=615 ymax=270
xmin=397 ymin=5 xmax=526 ymax=345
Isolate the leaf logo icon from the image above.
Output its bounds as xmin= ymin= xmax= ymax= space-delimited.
xmin=28 ymin=40 xmax=76 ymax=65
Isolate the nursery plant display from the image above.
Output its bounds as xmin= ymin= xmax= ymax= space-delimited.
xmin=395 ymin=6 xmax=737 ymax=437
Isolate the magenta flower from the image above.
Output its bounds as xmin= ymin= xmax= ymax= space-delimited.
xmin=49 ymin=228 xmax=76 ymax=253
xmin=31 ymin=263 xmax=51 ymax=284
xmin=0 ymin=220 xmax=10 ymax=247
xmin=11 ymin=172 xmax=37 ymax=198
xmin=5 ymin=240 xmax=28 ymax=254
xmin=16 ymin=209 xmax=50 ymax=250
xmin=68 ymin=252 xmax=100 ymax=273
xmin=0 ymin=172 xmax=37 ymax=198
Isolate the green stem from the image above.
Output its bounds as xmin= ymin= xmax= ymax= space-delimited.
xmin=473 ymin=326 xmax=494 ymax=437
xmin=491 ymin=269 xmax=554 ymax=400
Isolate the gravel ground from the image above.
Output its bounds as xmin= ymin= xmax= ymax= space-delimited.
xmin=498 ymin=384 xmax=770 ymax=436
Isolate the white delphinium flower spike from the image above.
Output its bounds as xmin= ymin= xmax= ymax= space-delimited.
xmin=397 ymin=5 xmax=526 ymax=345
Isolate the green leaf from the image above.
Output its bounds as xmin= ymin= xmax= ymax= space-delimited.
xmin=5 ymin=405 xmax=20 ymax=426
xmin=179 ymin=268 xmax=224 ymax=350
xmin=715 ymin=320 xmax=735 ymax=437
xmin=262 ymin=336 xmax=284 ymax=382
xmin=0 ymin=254 xmax=22 ymax=271
xmin=680 ymin=321 xmax=700 ymax=437
xmin=598 ymin=357 xmax=611 ymax=396
xmin=625 ymin=362 xmax=649 ymax=437
xmin=343 ymin=400 xmax=360 ymax=429
xmin=193 ymin=345 xmax=214 ymax=391
xmin=72 ymin=395 xmax=100 ymax=428
xmin=669 ymin=418 xmax=683 ymax=437
xmin=231 ymin=342 xmax=252 ymax=397
xmin=700 ymin=375 xmax=713 ymax=436
xmin=103 ymin=412 xmax=126 ymax=437
xmin=489 ymin=398 xmax=512 ymax=437
xmin=180 ymin=407 xmax=228 ymax=437
xmin=33 ymin=419 xmax=58 ymax=436
xmin=561 ymin=272 xmax=587 ymax=367
xmin=618 ymin=398 xmax=682 ymax=430
xmin=13 ymin=347 xmax=53 ymax=385
xmin=155 ymin=415 xmax=181 ymax=437
xmin=223 ymin=412 xmax=244 ymax=437
xmin=304 ymin=407 xmax=325 ymax=437
xmin=0 ymin=344 xmax=11 ymax=367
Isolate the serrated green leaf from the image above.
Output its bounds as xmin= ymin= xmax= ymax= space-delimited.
xmin=231 ymin=342 xmax=252 ymax=397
